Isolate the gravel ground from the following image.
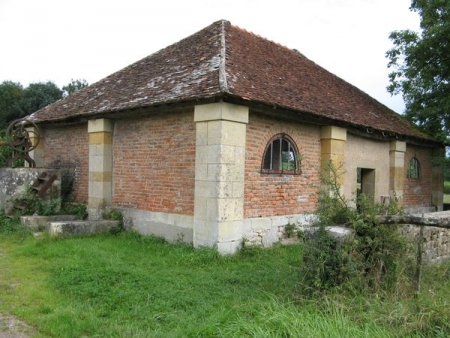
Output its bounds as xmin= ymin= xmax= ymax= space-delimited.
xmin=0 ymin=314 xmax=35 ymax=338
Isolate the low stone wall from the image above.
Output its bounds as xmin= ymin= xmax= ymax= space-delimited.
xmin=21 ymin=215 xmax=77 ymax=230
xmin=401 ymin=225 xmax=450 ymax=264
xmin=0 ymin=168 xmax=61 ymax=214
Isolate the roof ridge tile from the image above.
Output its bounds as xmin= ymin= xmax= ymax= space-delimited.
xmin=218 ymin=19 xmax=229 ymax=94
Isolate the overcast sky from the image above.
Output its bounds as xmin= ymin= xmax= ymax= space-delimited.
xmin=0 ymin=0 xmax=419 ymax=114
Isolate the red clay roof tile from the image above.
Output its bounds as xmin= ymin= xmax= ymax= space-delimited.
xmin=29 ymin=20 xmax=432 ymax=142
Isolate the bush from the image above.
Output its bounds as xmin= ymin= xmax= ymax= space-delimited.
xmin=0 ymin=212 xmax=31 ymax=238
xmin=300 ymin=225 xmax=358 ymax=291
xmin=300 ymin=161 xmax=413 ymax=294
xmin=103 ymin=209 xmax=125 ymax=234
xmin=444 ymin=181 xmax=450 ymax=195
xmin=60 ymin=203 xmax=87 ymax=220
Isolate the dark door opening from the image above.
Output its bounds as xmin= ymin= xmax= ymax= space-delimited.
xmin=357 ymin=167 xmax=375 ymax=203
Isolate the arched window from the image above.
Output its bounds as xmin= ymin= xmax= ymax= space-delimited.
xmin=262 ymin=134 xmax=301 ymax=174
xmin=407 ymin=157 xmax=420 ymax=179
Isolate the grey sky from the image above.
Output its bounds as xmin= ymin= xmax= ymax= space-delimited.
xmin=0 ymin=0 xmax=419 ymax=113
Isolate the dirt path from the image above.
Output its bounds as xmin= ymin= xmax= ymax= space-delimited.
xmin=0 ymin=314 xmax=34 ymax=338
xmin=0 ymin=248 xmax=35 ymax=338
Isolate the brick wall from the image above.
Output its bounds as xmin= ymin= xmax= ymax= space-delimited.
xmin=43 ymin=123 xmax=89 ymax=202
xmin=244 ymin=113 xmax=321 ymax=218
xmin=403 ymin=145 xmax=433 ymax=208
xmin=112 ymin=109 xmax=196 ymax=215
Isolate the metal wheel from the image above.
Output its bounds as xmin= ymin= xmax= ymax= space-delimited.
xmin=5 ymin=118 xmax=40 ymax=153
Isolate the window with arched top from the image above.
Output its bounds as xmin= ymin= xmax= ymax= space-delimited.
xmin=262 ymin=134 xmax=301 ymax=174
xmin=407 ymin=157 xmax=420 ymax=179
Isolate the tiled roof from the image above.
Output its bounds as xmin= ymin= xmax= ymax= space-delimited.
xmin=30 ymin=20 xmax=432 ymax=141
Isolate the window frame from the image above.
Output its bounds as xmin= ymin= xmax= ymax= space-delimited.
xmin=407 ymin=157 xmax=421 ymax=179
xmin=261 ymin=133 xmax=301 ymax=175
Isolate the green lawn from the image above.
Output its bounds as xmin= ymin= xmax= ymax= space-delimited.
xmin=0 ymin=227 xmax=449 ymax=337
xmin=444 ymin=181 xmax=450 ymax=203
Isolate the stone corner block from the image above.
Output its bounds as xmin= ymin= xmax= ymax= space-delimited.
xmin=390 ymin=140 xmax=406 ymax=152
xmin=321 ymin=125 xmax=347 ymax=141
xmin=88 ymin=118 xmax=113 ymax=133
xmin=216 ymin=240 xmax=241 ymax=255
xmin=194 ymin=102 xmax=249 ymax=124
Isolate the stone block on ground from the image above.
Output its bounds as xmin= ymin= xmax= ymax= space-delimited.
xmin=47 ymin=220 xmax=121 ymax=237
xmin=20 ymin=215 xmax=77 ymax=231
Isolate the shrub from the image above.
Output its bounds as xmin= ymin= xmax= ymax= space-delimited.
xmin=60 ymin=203 xmax=87 ymax=219
xmin=103 ymin=209 xmax=125 ymax=234
xmin=444 ymin=181 xmax=450 ymax=195
xmin=300 ymin=161 xmax=413 ymax=294
xmin=300 ymin=225 xmax=358 ymax=291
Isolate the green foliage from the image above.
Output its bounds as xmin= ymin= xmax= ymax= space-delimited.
xmin=0 ymin=81 xmax=23 ymax=129
xmin=301 ymin=226 xmax=357 ymax=291
xmin=102 ymin=209 xmax=123 ymax=221
xmin=316 ymin=161 xmax=353 ymax=226
xmin=0 ymin=79 xmax=86 ymax=133
xmin=19 ymin=81 xmax=62 ymax=115
xmin=445 ymin=160 xmax=450 ymax=182
xmin=102 ymin=209 xmax=124 ymax=234
xmin=300 ymin=161 xmax=412 ymax=294
xmin=10 ymin=185 xmax=39 ymax=215
xmin=60 ymin=203 xmax=87 ymax=220
xmin=37 ymin=198 xmax=61 ymax=216
xmin=283 ymin=222 xmax=297 ymax=238
xmin=0 ymin=212 xmax=31 ymax=239
xmin=9 ymin=185 xmax=61 ymax=216
xmin=444 ymin=181 xmax=450 ymax=195
xmin=0 ymin=134 xmax=13 ymax=167
xmin=62 ymin=79 xmax=88 ymax=96
xmin=386 ymin=0 xmax=450 ymax=143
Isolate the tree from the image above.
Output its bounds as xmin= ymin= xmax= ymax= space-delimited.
xmin=62 ymin=78 xmax=88 ymax=96
xmin=19 ymin=81 xmax=63 ymax=115
xmin=386 ymin=0 xmax=450 ymax=143
xmin=0 ymin=81 xmax=23 ymax=129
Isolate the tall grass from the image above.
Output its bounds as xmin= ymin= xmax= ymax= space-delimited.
xmin=0 ymin=228 xmax=449 ymax=337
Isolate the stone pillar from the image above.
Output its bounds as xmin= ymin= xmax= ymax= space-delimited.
xmin=389 ymin=141 xmax=406 ymax=206
xmin=432 ymin=147 xmax=445 ymax=211
xmin=88 ymin=119 xmax=113 ymax=220
xmin=26 ymin=126 xmax=44 ymax=167
xmin=194 ymin=102 xmax=249 ymax=254
xmin=321 ymin=126 xmax=347 ymax=187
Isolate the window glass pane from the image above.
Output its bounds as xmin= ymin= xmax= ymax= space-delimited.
xmin=281 ymin=140 xmax=296 ymax=170
xmin=262 ymin=135 xmax=299 ymax=173
xmin=408 ymin=158 xmax=420 ymax=178
xmin=272 ymin=139 xmax=281 ymax=170
xmin=263 ymin=143 xmax=272 ymax=169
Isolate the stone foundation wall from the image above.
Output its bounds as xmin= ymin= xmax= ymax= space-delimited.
xmin=243 ymin=213 xmax=315 ymax=247
xmin=401 ymin=225 xmax=450 ymax=264
xmin=111 ymin=206 xmax=194 ymax=244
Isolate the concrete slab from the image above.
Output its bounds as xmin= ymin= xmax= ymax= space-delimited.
xmin=47 ymin=220 xmax=120 ymax=237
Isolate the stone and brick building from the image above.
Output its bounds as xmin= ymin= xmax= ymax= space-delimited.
xmin=28 ymin=20 xmax=445 ymax=253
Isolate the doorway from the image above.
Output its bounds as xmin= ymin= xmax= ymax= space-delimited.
xmin=357 ymin=167 xmax=375 ymax=201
